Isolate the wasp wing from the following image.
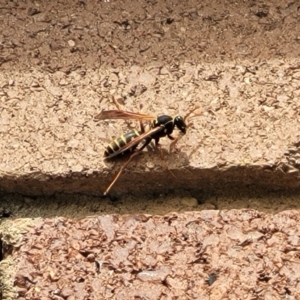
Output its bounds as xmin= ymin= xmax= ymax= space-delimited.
xmin=95 ymin=110 xmax=156 ymax=121
xmin=105 ymin=126 xmax=163 ymax=159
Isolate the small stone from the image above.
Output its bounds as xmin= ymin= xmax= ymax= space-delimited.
xmin=23 ymin=197 xmax=34 ymax=204
xmin=59 ymin=79 xmax=68 ymax=86
xmin=244 ymin=77 xmax=251 ymax=84
xmin=31 ymin=81 xmax=40 ymax=87
xmin=180 ymin=197 xmax=198 ymax=208
xmin=292 ymin=71 xmax=300 ymax=80
xmin=146 ymin=161 xmax=154 ymax=169
xmin=199 ymin=203 xmax=217 ymax=210
xmin=68 ymin=40 xmax=75 ymax=47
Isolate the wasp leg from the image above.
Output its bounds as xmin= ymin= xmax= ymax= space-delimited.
xmin=157 ymin=144 xmax=176 ymax=179
xmin=153 ymin=137 xmax=176 ymax=179
xmin=139 ymin=119 xmax=145 ymax=133
xmin=111 ymin=95 xmax=133 ymax=128
xmin=112 ymin=95 xmax=123 ymax=111
xmin=168 ymin=134 xmax=182 ymax=153
xmin=138 ymin=101 xmax=147 ymax=134
xmin=104 ymin=138 xmax=152 ymax=195
xmin=103 ymin=151 xmax=140 ymax=195
xmin=169 ymin=137 xmax=178 ymax=153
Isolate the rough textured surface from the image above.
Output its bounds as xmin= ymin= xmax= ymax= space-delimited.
xmin=2 ymin=188 xmax=300 ymax=220
xmin=2 ymin=210 xmax=300 ymax=299
xmin=1 ymin=1 xmax=300 ymax=299
xmin=1 ymin=0 xmax=300 ymax=195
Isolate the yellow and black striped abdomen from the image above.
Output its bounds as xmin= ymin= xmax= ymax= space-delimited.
xmin=104 ymin=129 xmax=140 ymax=157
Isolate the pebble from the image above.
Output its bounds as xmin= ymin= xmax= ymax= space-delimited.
xmin=23 ymin=197 xmax=34 ymax=204
xmin=68 ymin=40 xmax=75 ymax=47
xmin=180 ymin=197 xmax=198 ymax=208
xmin=292 ymin=71 xmax=300 ymax=80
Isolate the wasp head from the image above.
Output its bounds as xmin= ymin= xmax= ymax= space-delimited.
xmin=174 ymin=115 xmax=187 ymax=134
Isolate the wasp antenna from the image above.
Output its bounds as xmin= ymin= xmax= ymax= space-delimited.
xmin=184 ymin=105 xmax=201 ymax=122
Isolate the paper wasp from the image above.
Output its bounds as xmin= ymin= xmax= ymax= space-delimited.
xmin=95 ymin=104 xmax=200 ymax=195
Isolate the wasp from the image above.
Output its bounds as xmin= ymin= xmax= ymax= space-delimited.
xmin=95 ymin=104 xmax=200 ymax=195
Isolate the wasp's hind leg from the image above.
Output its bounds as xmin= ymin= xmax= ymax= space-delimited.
xmin=103 ymin=151 xmax=140 ymax=195
xmin=103 ymin=137 xmax=152 ymax=195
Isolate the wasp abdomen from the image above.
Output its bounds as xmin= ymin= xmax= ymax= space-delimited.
xmin=104 ymin=129 xmax=140 ymax=157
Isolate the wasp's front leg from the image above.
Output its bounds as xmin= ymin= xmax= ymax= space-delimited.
xmin=168 ymin=135 xmax=180 ymax=153
xmin=153 ymin=139 xmax=176 ymax=179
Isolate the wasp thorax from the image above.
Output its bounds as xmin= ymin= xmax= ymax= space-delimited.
xmin=154 ymin=115 xmax=174 ymax=134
